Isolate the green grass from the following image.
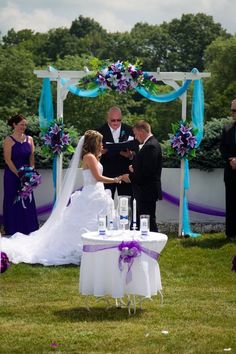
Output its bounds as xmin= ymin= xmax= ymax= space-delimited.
xmin=0 ymin=233 xmax=236 ymax=354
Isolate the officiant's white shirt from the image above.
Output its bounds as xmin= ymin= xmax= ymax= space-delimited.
xmin=108 ymin=125 xmax=121 ymax=143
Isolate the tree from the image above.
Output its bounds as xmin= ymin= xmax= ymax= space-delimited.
xmin=130 ymin=22 xmax=171 ymax=71
xmin=0 ymin=47 xmax=41 ymax=118
xmin=2 ymin=28 xmax=35 ymax=47
xmin=40 ymin=28 xmax=80 ymax=61
xmin=161 ymin=13 xmax=230 ymax=71
xmin=70 ymin=15 xmax=106 ymax=38
xmin=204 ymin=35 xmax=236 ymax=120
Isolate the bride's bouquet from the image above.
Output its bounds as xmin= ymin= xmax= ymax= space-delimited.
xmin=15 ymin=166 xmax=41 ymax=208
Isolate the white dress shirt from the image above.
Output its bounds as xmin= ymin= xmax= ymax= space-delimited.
xmin=139 ymin=134 xmax=153 ymax=150
xmin=109 ymin=125 xmax=121 ymax=143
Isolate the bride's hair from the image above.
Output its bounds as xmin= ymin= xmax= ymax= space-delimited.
xmin=81 ymin=130 xmax=103 ymax=159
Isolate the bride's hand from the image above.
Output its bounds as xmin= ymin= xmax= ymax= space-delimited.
xmin=113 ymin=176 xmax=122 ymax=184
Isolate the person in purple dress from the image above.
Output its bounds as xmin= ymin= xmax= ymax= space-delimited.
xmin=3 ymin=114 xmax=39 ymax=235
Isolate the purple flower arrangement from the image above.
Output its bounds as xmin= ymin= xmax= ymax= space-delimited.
xmin=118 ymin=240 xmax=142 ymax=283
xmin=168 ymin=120 xmax=198 ymax=160
xmin=78 ymin=60 xmax=158 ymax=94
xmin=15 ymin=166 xmax=41 ymax=206
xmin=42 ymin=121 xmax=75 ymax=156
xmin=0 ymin=252 xmax=10 ymax=273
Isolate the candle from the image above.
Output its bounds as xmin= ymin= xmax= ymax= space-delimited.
xmin=119 ymin=197 xmax=129 ymax=226
xmin=98 ymin=214 xmax=106 ymax=236
xmin=140 ymin=215 xmax=150 ymax=236
xmin=133 ymin=199 xmax=137 ymax=224
xmin=108 ymin=201 xmax=115 ymax=230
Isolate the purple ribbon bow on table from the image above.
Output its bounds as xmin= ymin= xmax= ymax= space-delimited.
xmin=118 ymin=241 xmax=142 ymax=284
xmin=82 ymin=240 xmax=160 ymax=284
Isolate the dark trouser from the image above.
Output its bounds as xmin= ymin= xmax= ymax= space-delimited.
xmin=136 ymin=200 xmax=158 ymax=232
xmin=225 ymin=179 xmax=236 ymax=238
xmin=105 ymin=183 xmax=133 ymax=199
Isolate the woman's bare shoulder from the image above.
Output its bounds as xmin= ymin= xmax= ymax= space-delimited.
xmin=83 ymin=153 xmax=96 ymax=161
xmin=27 ymin=135 xmax=33 ymax=142
xmin=3 ymin=136 xmax=13 ymax=145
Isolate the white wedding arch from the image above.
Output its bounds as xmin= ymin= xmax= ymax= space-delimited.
xmin=34 ymin=66 xmax=210 ymax=236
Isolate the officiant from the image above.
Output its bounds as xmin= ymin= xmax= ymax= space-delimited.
xmin=98 ymin=106 xmax=138 ymax=199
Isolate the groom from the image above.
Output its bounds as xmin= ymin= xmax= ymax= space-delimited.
xmin=122 ymin=120 xmax=162 ymax=232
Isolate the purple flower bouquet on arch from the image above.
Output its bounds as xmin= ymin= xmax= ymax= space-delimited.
xmin=78 ymin=60 xmax=159 ymax=94
xmin=41 ymin=120 xmax=75 ymax=157
xmin=167 ymin=120 xmax=198 ymax=160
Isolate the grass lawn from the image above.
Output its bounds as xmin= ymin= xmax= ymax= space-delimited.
xmin=0 ymin=233 xmax=236 ymax=354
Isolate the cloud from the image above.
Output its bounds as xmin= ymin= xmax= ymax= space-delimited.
xmin=0 ymin=2 xmax=71 ymax=34
xmin=0 ymin=0 xmax=235 ymax=35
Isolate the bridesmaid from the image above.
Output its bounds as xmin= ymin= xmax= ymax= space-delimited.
xmin=3 ymin=114 xmax=39 ymax=235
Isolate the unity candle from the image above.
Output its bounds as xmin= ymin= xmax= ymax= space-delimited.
xmin=119 ymin=197 xmax=129 ymax=226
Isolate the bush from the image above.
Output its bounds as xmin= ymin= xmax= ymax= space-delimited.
xmin=0 ymin=115 xmax=79 ymax=169
xmin=162 ymin=117 xmax=231 ymax=170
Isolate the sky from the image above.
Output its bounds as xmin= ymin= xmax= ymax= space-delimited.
xmin=0 ymin=0 xmax=236 ymax=36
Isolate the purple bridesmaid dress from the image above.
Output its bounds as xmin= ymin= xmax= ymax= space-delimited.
xmin=3 ymin=136 xmax=39 ymax=235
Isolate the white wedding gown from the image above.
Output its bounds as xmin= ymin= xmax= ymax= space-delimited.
xmin=1 ymin=163 xmax=114 ymax=265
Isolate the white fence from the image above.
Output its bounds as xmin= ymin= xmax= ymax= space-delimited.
xmin=0 ymin=168 xmax=225 ymax=224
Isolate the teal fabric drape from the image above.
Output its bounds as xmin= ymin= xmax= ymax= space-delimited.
xmin=135 ymin=79 xmax=192 ymax=102
xmin=38 ymin=77 xmax=57 ymax=203
xmin=38 ymin=78 xmax=54 ymax=128
xmin=182 ymin=73 xmax=204 ymax=237
xmin=62 ymin=77 xmax=191 ymax=101
xmin=192 ymin=75 xmax=204 ymax=147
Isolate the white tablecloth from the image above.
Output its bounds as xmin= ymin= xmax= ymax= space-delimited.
xmin=79 ymin=230 xmax=168 ymax=298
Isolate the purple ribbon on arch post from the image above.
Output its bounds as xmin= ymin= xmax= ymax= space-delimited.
xmin=82 ymin=240 xmax=160 ymax=284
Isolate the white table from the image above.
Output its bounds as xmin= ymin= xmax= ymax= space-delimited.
xmin=79 ymin=230 xmax=168 ymax=312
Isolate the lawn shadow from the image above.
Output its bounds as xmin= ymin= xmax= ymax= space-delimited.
xmin=54 ymin=305 xmax=143 ymax=322
xmin=180 ymin=235 xmax=235 ymax=249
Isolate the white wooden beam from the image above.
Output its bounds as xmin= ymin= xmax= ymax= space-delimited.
xmin=34 ymin=69 xmax=211 ymax=81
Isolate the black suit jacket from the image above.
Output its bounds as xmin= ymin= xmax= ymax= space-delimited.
xmin=98 ymin=123 xmax=139 ymax=177
xmin=129 ymin=135 xmax=162 ymax=202
xmin=220 ymin=122 xmax=236 ymax=181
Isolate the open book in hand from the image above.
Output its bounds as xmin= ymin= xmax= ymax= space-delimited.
xmin=105 ymin=136 xmax=136 ymax=154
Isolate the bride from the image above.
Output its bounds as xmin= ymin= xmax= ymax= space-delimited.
xmin=1 ymin=130 xmax=122 ymax=265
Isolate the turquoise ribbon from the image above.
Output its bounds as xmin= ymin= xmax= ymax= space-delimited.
xmin=182 ymin=72 xmax=204 ymax=237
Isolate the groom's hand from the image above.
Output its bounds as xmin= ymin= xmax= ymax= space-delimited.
xmin=120 ymin=149 xmax=133 ymax=159
xmin=122 ymin=174 xmax=131 ymax=183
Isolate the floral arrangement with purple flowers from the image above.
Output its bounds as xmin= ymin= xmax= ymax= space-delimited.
xmin=118 ymin=240 xmax=141 ymax=283
xmin=168 ymin=120 xmax=198 ymax=160
xmin=78 ymin=60 xmax=158 ymax=94
xmin=0 ymin=252 xmax=10 ymax=273
xmin=41 ymin=120 xmax=75 ymax=157
xmin=15 ymin=166 xmax=41 ymax=207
